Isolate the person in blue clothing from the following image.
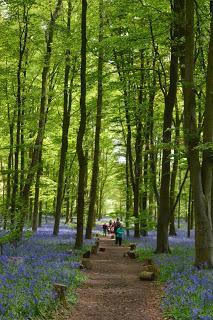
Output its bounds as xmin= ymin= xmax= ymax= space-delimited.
xmin=115 ymin=224 xmax=124 ymax=246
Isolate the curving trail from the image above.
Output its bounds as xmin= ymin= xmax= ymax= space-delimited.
xmin=59 ymin=237 xmax=164 ymax=320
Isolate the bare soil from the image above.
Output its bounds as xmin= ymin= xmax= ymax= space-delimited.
xmin=57 ymin=237 xmax=165 ymax=320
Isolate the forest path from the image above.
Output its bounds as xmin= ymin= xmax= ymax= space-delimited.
xmin=58 ymin=237 xmax=164 ymax=320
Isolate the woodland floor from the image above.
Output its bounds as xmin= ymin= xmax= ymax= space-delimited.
xmin=56 ymin=236 xmax=165 ymax=320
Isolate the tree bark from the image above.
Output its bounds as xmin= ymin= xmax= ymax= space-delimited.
xmin=156 ymin=1 xmax=179 ymax=253
xmin=86 ymin=0 xmax=103 ymax=239
xmin=75 ymin=0 xmax=87 ymax=249
xmin=125 ymin=147 xmax=131 ymax=236
xmin=6 ymin=121 xmax=14 ymax=229
xmin=169 ymin=108 xmax=181 ymax=236
xmin=182 ymin=0 xmax=213 ymax=267
xmin=18 ymin=0 xmax=62 ymax=233
xmin=32 ymin=152 xmax=42 ymax=232
xmin=53 ymin=0 xmax=74 ymax=236
xmin=11 ymin=6 xmax=28 ymax=226
xmin=133 ymin=52 xmax=144 ymax=238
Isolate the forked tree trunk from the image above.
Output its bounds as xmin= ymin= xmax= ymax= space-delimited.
xmin=86 ymin=0 xmax=104 ymax=239
xmin=75 ymin=0 xmax=87 ymax=249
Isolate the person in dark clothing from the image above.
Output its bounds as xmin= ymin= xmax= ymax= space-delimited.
xmin=114 ymin=218 xmax=121 ymax=244
xmin=102 ymin=223 xmax=108 ymax=236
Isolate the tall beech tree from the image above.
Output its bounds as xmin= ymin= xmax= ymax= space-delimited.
xmin=10 ymin=4 xmax=29 ymax=226
xmin=18 ymin=0 xmax=63 ymax=233
xmin=133 ymin=51 xmax=144 ymax=238
xmin=182 ymin=0 xmax=213 ymax=267
xmin=156 ymin=0 xmax=180 ymax=253
xmin=53 ymin=0 xmax=75 ymax=236
xmin=86 ymin=0 xmax=104 ymax=239
xmin=75 ymin=0 xmax=87 ymax=248
xmin=169 ymin=107 xmax=181 ymax=236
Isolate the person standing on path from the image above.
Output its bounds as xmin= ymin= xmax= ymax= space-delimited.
xmin=102 ymin=223 xmax=108 ymax=236
xmin=116 ymin=224 xmax=124 ymax=246
xmin=114 ymin=218 xmax=121 ymax=244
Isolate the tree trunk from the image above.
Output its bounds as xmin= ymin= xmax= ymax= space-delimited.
xmin=169 ymin=109 xmax=181 ymax=236
xmin=6 ymin=122 xmax=14 ymax=229
xmin=38 ymin=201 xmax=43 ymax=227
xmin=32 ymin=152 xmax=42 ymax=232
xmin=156 ymin=1 xmax=179 ymax=252
xmin=18 ymin=0 xmax=62 ymax=233
xmin=182 ymin=0 xmax=213 ymax=267
xmin=148 ymin=67 xmax=159 ymax=207
xmin=86 ymin=0 xmax=103 ymax=239
xmin=187 ymin=182 xmax=192 ymax=238
xmin=11 ymin=6 xmax=28 ymax=226
xmin=20 ymin=55 xmax=28 ymax=194
xmin=125 ymin=148 xmax=131 ymax=236
xmin=133 ymin=113 xmax=142 ymax=238
xmin=53 ymin=0 xmax=73 ymax=236
xmin=75 ymin=0 xmax=87 ymax=249
xmin=65 ymin=197 xmax=70 ymax=224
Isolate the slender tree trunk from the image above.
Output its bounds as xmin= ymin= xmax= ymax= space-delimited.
xmin=19 ymin=0 xmax=62 ymax=233
xmin=133 ymin=121 xmax=142 ymax=238
xmin=20 ymin=55 xmax=28 ymax=194
xmin=75 ymin=0 xmax=87 ymax=249
xmin=20 ymin=108 xmax=25 ymax=193
xmin=65 ymin=197 xmax=70 ymax=224
xmin=86 ymin=0 xmax=103 ymax=239
xmin=156 ymin=0 xmax=181 ymax=253
xmin=53 ymin=0 xmax=73 ymax=236
xmin=187 ymin=182 xmax=192 ymax=238
xmin=11 ymin=6 xmax=28 ymax=226
xmin=156 ymin=1 xmax=179 ymax=252
xmin=98 ymin=186 xmax=104 ymax=220
xmin=29 ymin=197 xmax=33 ymax=223
xmin=141 ymin=148 xmax=148 ymax=236
xmin=148 ymin=57 xmax=159 ymax=207
xmin=125 ymin=148 xmax=131 ymax=236
xmin=202 ymin=7 xmax=213 ymax=229
xmin=6 ymin=122 xmax=14 ymax=229
xmin=32 ymin=152 xmax=42 ymax=232
xmin=38 ymin=201 xmax=42 ymax=227
xmin=142 ymin=55 xmax=159 ymax=232
xmin=169 ymin=109 xmax=181 ymax=236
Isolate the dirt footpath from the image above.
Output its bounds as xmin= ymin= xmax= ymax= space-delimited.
xmin=60 ymin=237 xmax=164 ymax=320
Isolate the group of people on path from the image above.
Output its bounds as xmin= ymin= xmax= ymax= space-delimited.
xmin=102 ymin=218 xmax=124 ymax=246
